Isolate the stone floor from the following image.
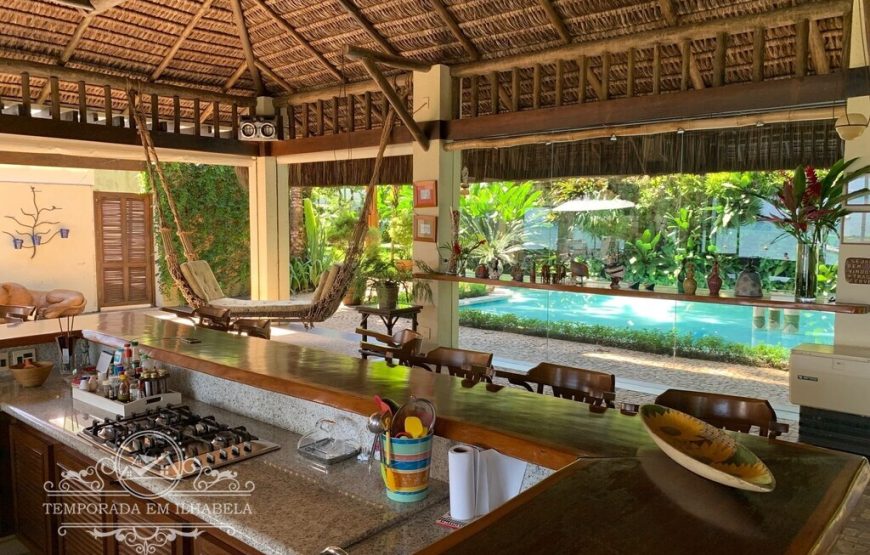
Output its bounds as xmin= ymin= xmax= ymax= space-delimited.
xmin=268 ymin=304 xmax=869 ymax=555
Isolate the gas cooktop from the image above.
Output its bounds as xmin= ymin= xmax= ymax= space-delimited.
xmin=79 ymin=405 xmax=280 ymax=479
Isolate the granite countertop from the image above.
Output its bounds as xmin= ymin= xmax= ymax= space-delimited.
xmin=0 ymin=371 xmax=452 ymax=555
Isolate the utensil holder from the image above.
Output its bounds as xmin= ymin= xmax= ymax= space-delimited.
xmin=380 ymin=432 xmax=433 ymax=503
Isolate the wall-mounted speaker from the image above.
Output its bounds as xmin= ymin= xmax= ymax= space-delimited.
xmin=238 ymin=116 xmax=278 ymax=141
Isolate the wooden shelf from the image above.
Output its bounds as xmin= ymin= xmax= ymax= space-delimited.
xmin=415 ymin=273 xmax=870 ymax=315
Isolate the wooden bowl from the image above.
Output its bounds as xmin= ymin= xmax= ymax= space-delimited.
xmin=9 ymin=361 xmax=54 ymax=387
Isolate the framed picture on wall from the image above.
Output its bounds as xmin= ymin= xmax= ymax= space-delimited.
xmin=414 ymin=180 xmax=438 ymax=208
xmin=413 ymin=215 xmax=437 ymax=242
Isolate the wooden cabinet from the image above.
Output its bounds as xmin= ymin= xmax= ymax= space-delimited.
xmin=191 ymin=531 xmax=259 ymax=555
xmin=6 ymin=419 xmax=262 ymax=555
xmin=54 ymin=446 xmax=111 ymax=555
xmin=9 ymin=422 xmax=56 ymax=555
xmin=110 ymin=495 xmax=186 ymax=555
xmin=0 ymin=413 xmax=14 ymax=537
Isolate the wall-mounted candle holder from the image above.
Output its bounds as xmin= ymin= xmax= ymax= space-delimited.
xmin=3 ymin=186 xmax=69 ymax=259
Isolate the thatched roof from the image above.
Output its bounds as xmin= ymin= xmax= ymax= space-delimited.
xmin=0 ymin=0 xmax=847 ymax=107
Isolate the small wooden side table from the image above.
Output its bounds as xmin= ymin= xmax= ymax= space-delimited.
xmin=354 ymin=304 xmax=423 ymax=348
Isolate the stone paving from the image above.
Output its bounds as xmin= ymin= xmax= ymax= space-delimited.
xmin=271 ymin=304 xmax=869 ymax=554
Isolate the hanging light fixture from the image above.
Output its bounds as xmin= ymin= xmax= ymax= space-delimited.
xmin=835 ymin=112 xmax=869 ymax=140
xmin=836 ymin=0 xmax=870 ymax=141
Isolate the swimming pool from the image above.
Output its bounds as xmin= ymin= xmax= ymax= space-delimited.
xmin=459 ymin=289 xmax=833 ymax=349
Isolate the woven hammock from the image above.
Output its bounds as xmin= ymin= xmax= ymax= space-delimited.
xmin=127 ymin=89 xmax=398 ymax=324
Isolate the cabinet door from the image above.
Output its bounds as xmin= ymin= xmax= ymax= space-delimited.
xmin=0 ymin=413 xmax=14 ymax=537
xmin=111 ymin=495 xmax=185 ymax=555
xmin=54 ymin=447 xmax=110 ymax=555
xmin=192 ymin=532 xmax=259 ymax=555
xmin=9 ymin=423 xmax=55 ymax=555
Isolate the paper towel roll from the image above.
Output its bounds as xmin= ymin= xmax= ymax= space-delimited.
xmin=448 ymin=445 xmax=476 ymax=521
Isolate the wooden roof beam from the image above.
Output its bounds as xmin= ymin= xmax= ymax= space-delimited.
xmin=0 ymin=57 xmax=256 ymax=106
xmin=229 ymin=0 xmax=264 ymax=95
xmin=344 ymin=45 xmax=430 ymax=72
xmin=251 ymin=0 xmax=344 ymax=83
xmin=37 ymin=12 xmax=95 ymax=104
xmin=256 ymin=60 xmax=295 ymax=94
xmin=90 ymin=0 xmax=130 ymax=13
xmin=539 ymin=0 xmax=571 ymax=44
xmin=151 ymin=0 xmax=216 ymax=81
xmin=273 ymin=74 xmax=410 ymax=106
xmin=659 ymin=0 xmax=677 ymax=26
xmin=358 ymin=56 xmax=428 ymax=150
xmin=200 ymin=62 xmax=247 ymax=123
xmin=808 ymin=19 xmax=831 ymax=74
xmin=452 ymin=0 xmax=849 ymax=76
xmin=429 ymin=0 xmax=480 ymax=60
xmin=334 ymin=0 xmax=397 ymax=56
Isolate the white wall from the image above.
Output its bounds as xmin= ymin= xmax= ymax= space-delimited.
xmin=0 ymin=165 xmax=99 ymax=311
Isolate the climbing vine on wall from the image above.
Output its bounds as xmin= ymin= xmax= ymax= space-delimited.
xmin=141 ymin=163 xmax=250 ymax=299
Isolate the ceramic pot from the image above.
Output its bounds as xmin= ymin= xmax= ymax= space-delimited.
xmin=707 ymin=261 xmax=723 ymax=297
xmin=377 ymin=283 xmax=399 ymax=310
xmin=735 ymin=260 xmax=763 ymax=298
xmin=474 ymin=263 xmax=488 ymax=279
xmin=511 ymin=268 xmax=524 ymax=282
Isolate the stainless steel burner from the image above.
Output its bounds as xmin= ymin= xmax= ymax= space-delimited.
xmin=79 ymin=405 xmax=280 ymax=479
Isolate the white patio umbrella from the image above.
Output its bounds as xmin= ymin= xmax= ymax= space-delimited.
xmin=552 ymin=197 xmax=636 ymax=212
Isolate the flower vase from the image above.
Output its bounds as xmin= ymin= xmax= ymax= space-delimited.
xmin=707 ymin=260 xmax=722 ymax=297
xmin=795 ymin=242 xmax=820 ymax=303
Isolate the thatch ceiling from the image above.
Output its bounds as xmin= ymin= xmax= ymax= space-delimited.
xmin=0 ymin=0 xmax=844 ymax=105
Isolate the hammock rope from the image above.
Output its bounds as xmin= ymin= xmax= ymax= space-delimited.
xmin=126 ymin=87 xmax=399 ymax=324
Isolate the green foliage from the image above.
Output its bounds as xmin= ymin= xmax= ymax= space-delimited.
xmin=460 ymin=182 xmax=542 ymax=268
xmin=626 ymin=229 xmax=664 ymax=283
xmin=816 ymin=262 xmax=838 ymax=297
xmin=143 ymin=163 xmax=250 ymax=298
xmin=458 ymin=310 xmax=789 ymax=369
xmin=459 ymin=283 xmax=489 ymax=300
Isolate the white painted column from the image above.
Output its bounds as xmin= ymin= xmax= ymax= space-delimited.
xmin=834 ymin=4 xmax=870 ymax=348
xmin=413 ymin=65 xmax=460 ymax=346
xmin=249 ymin=157 xmax=290 ymax=300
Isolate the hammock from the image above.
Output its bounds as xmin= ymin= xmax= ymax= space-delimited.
xmin=127 ymin=89 xmax=398 ymax=326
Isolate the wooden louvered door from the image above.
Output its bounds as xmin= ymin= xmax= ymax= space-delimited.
xmin=95 ymin=192 xmax=155 ymax=308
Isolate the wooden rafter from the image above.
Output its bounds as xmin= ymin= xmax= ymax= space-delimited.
xmin=453 ymin=0 xmax=849 ymax=76
xmin=354 ymin=52 xmax=428 ymax=150
xmin=344 ymin=46 xmax=430 ymax=72
xmin=89 ymin=0 xmax=128 ymax=13
xmin=251 ymin=0 xmax=344 ymax=82
xmin=429 ymin=0 xmax=479 ymax=60
xmin=682 ymin=40 xmax=705 ymax=90
xmin=659 ymin=0 xmax=677 ymax=26
xmin=539 ymin=0 xmax=571 ymax=44
xmin=256 ymin=60 xmax=295 ymax=93
xmin=334 ymin=0 xmax=397 ymax=56
xmin=199 ymin=62 xmax=247 ymax=123
xmin=808 ymin=19 xmax=831 ymax=74
xmin=229 ymin=0 xmax=264 ymax=95
xmin=37 ymin=12 xmax=95 ymax=104
xmin=151 ymin=0 xmax=216 ymax=81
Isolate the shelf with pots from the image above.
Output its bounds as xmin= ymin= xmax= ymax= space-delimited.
xmin=413 ymin=272 xmax=870 ymax=314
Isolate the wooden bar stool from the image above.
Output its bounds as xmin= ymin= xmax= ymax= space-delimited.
xmin=356 ymin=328 xmax=422 ymax=366
xmin=510 ymin=362 xmax=616 ymax=407
xmin=655 ymin=389 xmax=789 ymax=438
xmin=416 ymin=347 xmax=495 ymax=383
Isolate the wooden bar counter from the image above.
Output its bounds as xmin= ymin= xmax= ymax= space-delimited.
xmin=2 ymin=312 xmax=868 ymax=553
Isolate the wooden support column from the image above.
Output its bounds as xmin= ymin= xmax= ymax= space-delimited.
xmin=533 ymin=64 xmax=542 ymax=109
xmin=652 ymin=44 xmax=661 ymax=94
xmin=795 ymin=19 xmax=810 ymax=77
xmin=752 ymin=27 xmax=765 ymax=82
xmin=626 ymin=48 xmax=636 ymax=97
xmin=809 ymin=19 xmax=831 ymax=74
xmin=713 ymin=32 xmax=727 ymax=86
xmin=470 ymin=76 xmax=479 ymax=117
xmin=577 ymin=56 xmax=587 ymax=102
xmin=554 ymin=60 xmax=563 ymax=106
xmin=249 ymin=157 xmax=290 ymax=300
xmin=511 ymin=68 xmax=520 ymax=111
xmin=489 ymin=72 xmax=499 ymax=114
xmin=412 ymin=64 xmax=458 ymax=347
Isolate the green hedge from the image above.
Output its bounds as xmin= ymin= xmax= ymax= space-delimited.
xmin=459 ymin=283 xmax=489 ymax=300
xmin=458 ymin=310 xmax=789 ymax=369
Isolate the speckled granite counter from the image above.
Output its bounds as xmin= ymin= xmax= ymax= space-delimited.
xmin=0 ymin=371 xmax=453 ymax=554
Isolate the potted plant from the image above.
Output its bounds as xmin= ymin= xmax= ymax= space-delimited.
xmin=367 ymin=259 xmax=401 ymax=310
xmin=626 ymin=229 xmax=663 ymax=290
xmin=732 ymin=159 xmax=870 ymax=302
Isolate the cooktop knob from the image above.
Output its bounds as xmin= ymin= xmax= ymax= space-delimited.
xmin=206 ymin=453 xmax=215 ymax=464
xmin=219 ymin=450 xmax=228 ymax=460
xmin=231 ymin=446 xmax=240 ymax=456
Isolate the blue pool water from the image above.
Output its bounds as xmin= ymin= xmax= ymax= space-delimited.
xmin=459 ymin=289 xmax=834 ymax=348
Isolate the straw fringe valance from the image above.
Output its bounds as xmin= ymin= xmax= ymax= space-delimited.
xmin=288 ymin=155 xmax=412 ymax=187
xmin=462 ymin=120 xmax=843 ymax=180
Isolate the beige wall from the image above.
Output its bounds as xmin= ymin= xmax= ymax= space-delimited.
xmin=0 ymin=165 xmax=98 ymax=311
xmin=93 ymin=169 xmax=141 ymax=193
xmin=835 ymin=96 xmax=870 ymax=347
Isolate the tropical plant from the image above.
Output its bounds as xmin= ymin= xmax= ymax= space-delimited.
xmin=626 ymin=229 xmax=664 ymax=284
xmin=735 ymin=159 xmax=870 ymax=244
xmin=816 ymin=262 xmax=838 ymax=298
xmin=144 ymin=163 xmax=250 ymax=297
xmin=296 ymin=197 xmax=332 ymax=290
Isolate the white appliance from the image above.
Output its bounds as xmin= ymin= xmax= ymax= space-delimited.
xmin=789 ymin=343 xmax=870 ymax=417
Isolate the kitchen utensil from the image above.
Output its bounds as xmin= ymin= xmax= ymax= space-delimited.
xmin=374 ymin=395 xmax=391 ymax=415
xmin=381 ymin=412 xmax=393 ymax=464
xmin=404 ymin=416 xmax=424 ymax=439
xmin=391 ymin=396 xmax=436 ymax=435
xmin=366 ymin=411 xmax=385 ymax=469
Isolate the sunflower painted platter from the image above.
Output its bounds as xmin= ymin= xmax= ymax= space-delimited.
xmin=640 ymin=404 xmax=776 ymax=493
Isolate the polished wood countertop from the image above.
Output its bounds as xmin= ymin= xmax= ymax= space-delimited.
xmin=71 ymin=312 xmax=653 ymax=468
xmin=5 ymin=312 xmax=868 ymax=553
